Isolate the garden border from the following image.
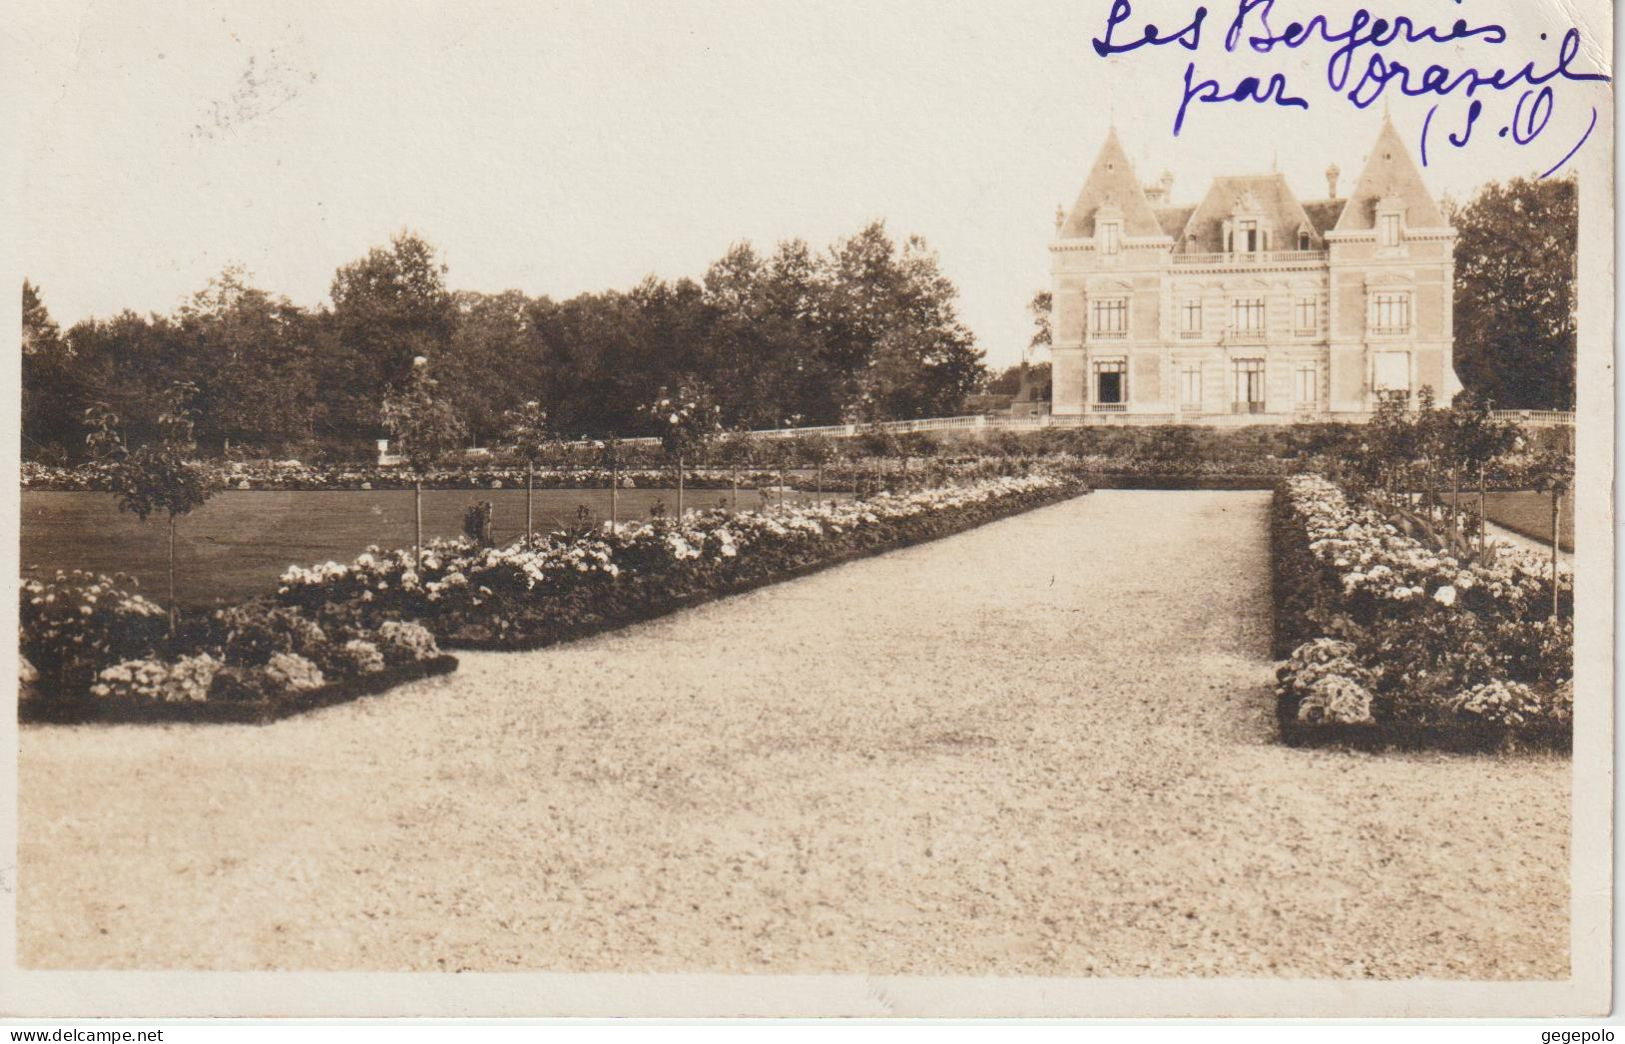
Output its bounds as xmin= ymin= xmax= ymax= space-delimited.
xmin=20 ymin=655 xmax=459 ymax=726
xmin=1268 ymin=481 xmax=1571 ymax=754
xmin=444 ymin=483 xmax=1093 ymax=652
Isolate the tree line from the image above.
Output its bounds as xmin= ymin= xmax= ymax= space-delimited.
xmin=22 ymin=221 xmax=986 ymax=462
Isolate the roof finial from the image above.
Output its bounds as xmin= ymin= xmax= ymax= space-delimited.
xmin=1271 ymin=150 xmax=1278 ymax=173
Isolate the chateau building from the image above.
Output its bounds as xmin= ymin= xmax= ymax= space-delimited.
xmin=1050 ymin=116 xmax=1460 ymax=422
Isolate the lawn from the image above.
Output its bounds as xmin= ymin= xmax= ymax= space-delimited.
xmin=21 ymin=487 xmax=835 ymax=609
xmin=1482 ymin=491 xmax=1575 ymax=552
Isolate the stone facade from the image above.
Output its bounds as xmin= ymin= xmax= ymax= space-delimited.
xmin=1050 ymin=117 xmax=1459 ymax=422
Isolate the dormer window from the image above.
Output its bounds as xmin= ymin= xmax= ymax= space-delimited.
xmin=1297 ymin=229 xmax=1311 ymax=251
xmin=1101 ymin=221 xmax=1122 ymax=255
xmin=1379 ymin=212 xmax=1402 ymax=247
xmin=1375 ymin=196 xmax=1406 ymax=247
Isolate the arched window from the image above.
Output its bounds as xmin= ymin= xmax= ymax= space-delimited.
xmin=1297 ymin=230 xmax=1311 ymax=251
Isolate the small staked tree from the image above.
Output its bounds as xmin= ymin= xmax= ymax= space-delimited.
xmin=501 ymin=400 xmax=560 ymax=545
xmin=798 ymin=433 xmax=835 ymax=501
xmin=1531 ymin=449 xmax=1574 ymax=618
xmin=85 ymin=382 xmax=216 ymax=635
xmin=381 ymin=356 xmax=467 ymax=568
xmin=645 ymin=380 xmax=722 ymax=517
xmin=595 ymin=436 xmax=625 ymax=527
xmin=1439 ymin=393 xmax=1518 ymax=552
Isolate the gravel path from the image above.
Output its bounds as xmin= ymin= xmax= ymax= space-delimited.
xmin=19 ymin=491 xmax=1569 ymax=977
xmin=1486 ymin=522 xmax=1574 ymax=567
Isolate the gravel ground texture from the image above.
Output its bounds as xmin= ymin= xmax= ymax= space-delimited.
xmin=19 ymin=491 xmax=1570 ymax=977
xmin=1486 ymin=521 xmax=1574 ymax=567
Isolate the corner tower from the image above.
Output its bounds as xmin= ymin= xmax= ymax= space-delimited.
xmin=1324 ymin=115 xmax=1461 ymax=410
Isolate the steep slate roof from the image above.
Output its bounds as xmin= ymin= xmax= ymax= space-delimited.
xmin=1175 ymin=173 xmax=1321 ymax=253
xmin=1061 ymin=127 xmax=1165 ymax=239
xmin=1154 ymin=205 xmax=1196 ymax=238
xmin=1300 ymin=199 xmax=1348 ymax=235
xmin=1334 ymin=114 xmax=1447 ymax=231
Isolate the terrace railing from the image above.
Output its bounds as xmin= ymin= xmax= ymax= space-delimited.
xmin=1170 ymin=249 xmax=1328 ymax=265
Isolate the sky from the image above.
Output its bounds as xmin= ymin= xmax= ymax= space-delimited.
xmin=10 ymin=0 xmax=1613 ymax=370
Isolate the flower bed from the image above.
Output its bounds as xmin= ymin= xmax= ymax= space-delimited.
xmin=22 ymin=474 xmax=1087 ymax=723
xmin=274 ymin=474 xmax=1090 ymax=651
xmin=21 ymin=457 xmax=1034 ymax=494
xmin=1270 ymin=475 xmax=1571 ymax=751
xmin=20 ymin=572 xmax=455 ymax=724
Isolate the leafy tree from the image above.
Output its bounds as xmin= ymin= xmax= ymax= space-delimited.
xmin=984 ymin=361 xmax=1052 ymax=397
xmin=381 ymin=357 xmax=467 ymax=565
xmin=176 ymin=265 xmax=318 ymax=453
xmin=1027 ymin=289 xmax=1052 ymax=352
xmin=819 ymin=222 xmax=985 ymax=420
xmin=1449 ymin=176 xmax=1577 ymax=409
xmin=324 ymin=232 xmax=457 ymax=445
xmin=22 ymin=279 xmax=59 ymax=355
xmin=22 ymin=281 xmax=82 ymax=461
xmin=444 ymin=290 xmax=544 ymax=445
xmin=63 ymin=311 xmax=192 ymax=455
xmin=85 ymin=382 xmax=216 ymax=633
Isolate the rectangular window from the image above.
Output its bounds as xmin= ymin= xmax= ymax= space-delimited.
xmin=1102 ymin=222 xmax=1121 ymax=255
xmin=1373 ymin=351 xmax=1410 ymax=393
xmin=1179 ymin=364 xmax=1203 ymax=407
xmin=1370 ymin=292 xmax=1411 ymax=334
xmin=1379 ymin=213 xmax=1402 ymax=247
xmin=1230 ymin=298 xmax=1265 ymax=333
xmin=1091 ymin=298 xmax=1128 ymax=337
xmin=1093 ymin=359 xmax=1127 ymax=405
xmin=1294 ymin=297 xmax=1317 ymax=333
xmin=1241 ymin=220 xmax=1258 ymax=253
xmin=1294 ymin=364 xmax=1318 ymax=405
xmin=1180 ymin=299 xmax=1202 ymax=335
xmin=1233 ymin=358 xmax=1265 ymax=413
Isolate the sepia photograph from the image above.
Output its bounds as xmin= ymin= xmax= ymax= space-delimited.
xmin=3 ymin=0 xmax=1614 ymax=1022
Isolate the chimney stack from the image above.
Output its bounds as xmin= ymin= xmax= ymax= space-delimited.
xmin=1054 ymin=205 xmax=1065 ymax=233
xmin=1326 ymin=164 xmax=1341 ymax=198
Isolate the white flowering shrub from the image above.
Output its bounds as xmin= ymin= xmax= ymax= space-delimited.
xmin=1275 ymin=476 xmax=1572 ymax=745
xmin=1447 ymin=680 xmax=1545 ymax=728
xmin=377 ymin=621 xmax=440 ymax=664
xmin=263 ymin=652 xmax=325 ymax=692
xmin=342 ymin=639 xmax=387 ymax=674
xmin=91 ymin=653 xmax=220 ymax=703
xmin=21 ymin=571 xmax=169 ymax=700
xmin=1297 ymin=674 xmax=1376 ymax=726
